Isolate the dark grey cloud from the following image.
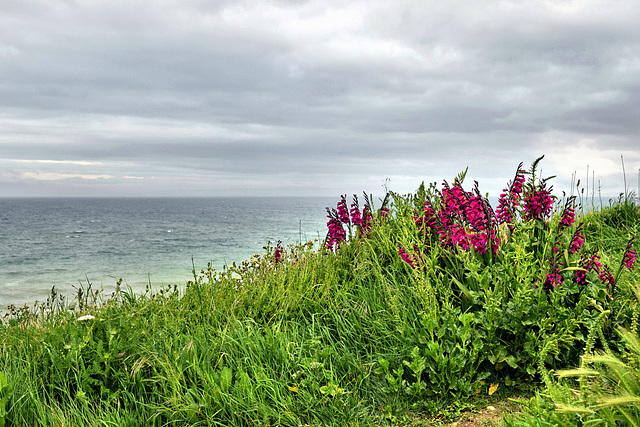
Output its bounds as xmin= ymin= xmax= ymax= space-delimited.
xmin=1 ymin=0 xmax=639 ymax=198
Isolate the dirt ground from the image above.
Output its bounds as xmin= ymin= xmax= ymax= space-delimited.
xmin=446 ymin=400 xmax=516 ymax=426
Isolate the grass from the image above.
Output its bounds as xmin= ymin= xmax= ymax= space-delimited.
xmin=1 ymin=158 xmax=639 ymax=426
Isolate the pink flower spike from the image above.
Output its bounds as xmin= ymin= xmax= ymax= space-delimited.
xmin=543 ymin=268 xmax=563 ymax=292
xmin=274 ymin=241 xmax=284 ymax=265
xmin=623 ymin=250 xmax=636 ymax=270
xmin=398 ymin=245 xmax=416 ymax=268
xmin=559 ymin=198 xmax=576 ymax=230
xmin=350 ymin=195 xmax=362 ymax=228
xmin=337 ymin=195 xmax=350 ymax=224
xmin=569 ymin=223 xmax=585 ymax=254
xmin=623 ymin=237 xmax=636 ymax=271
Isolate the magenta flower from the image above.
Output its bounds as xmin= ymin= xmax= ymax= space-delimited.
xmin=398 ymin=245 xmax=416 ymax=268
xmin=350 ymin=195 xmax=362 ymax=228
xmin=337 ymin=195 xmax=350 ymax=225
xmin=423 ymin=180 xmax=499 ymax=256
xmin=361 ymin=207 xmax=372 ymax=234
xmin=575 ymin=264 xmax=587 ymax=286
xmin=512 ymin=170 xmax=526 ymax=196
xmin=558 ymin=198 xmax=576 ymax=231
xmin=469 ymin=233 xmax=489 ymax=254
xmin=496 ymin=194 xmax=513 ymax=226
xmin=591 ymin=250 xmax=603 ymax=273
xmin=325 ymin=216 xmax=346 ymax=250
xmin=598 ymin=264 xmax=615 ymax=292
xmin=569 ymin=223 xmax=585 ymax=254
xmin=274 ymin=241 xmax=284 ymax=265
xmin=622 ymin=237 xmax=636 ymax=271
xmin=496 ymin=165 xmax=526 ymax=229
xmin=543 ymin=268 xmax=563 ymax=292
xmin=523 ymin=182 xmax=554 ymax=222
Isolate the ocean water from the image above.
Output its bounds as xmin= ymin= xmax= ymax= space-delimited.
xmin=0 ymin=197 xmax=334 ymax=308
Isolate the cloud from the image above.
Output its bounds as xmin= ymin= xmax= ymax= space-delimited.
xmin=19 ymin=172 xmax=115 ymax=181
xmin=0 ymin=0 xmax=639 ymax=197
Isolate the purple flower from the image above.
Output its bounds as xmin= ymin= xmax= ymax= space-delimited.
xmin=622 ymin=237 xmax=636 ymax=271
xmin=543 ymin=268 xmax=563 ymax=292
xmin=361 ymin=206 xmax=372 ymax=235
xmin=496 ymin=194 xmax=513 ymax=226
xmin=512 ymin=170 xmax=526 ymax=196
xmin=337 ymin=195 xmax=350 ymax=225
xmin=598 ymin=264 xmax=615 ymax=292
xmin=469 ymin=233 xmax=489 ymax=254
xmin=350 ymin=195 xmax=362 ymax=228
xmin=274 ymin=241 xmax=284 ymax=265
xmin=575 ymin=266 xmax=587 ymax=286
xmin=398 ymin=245 xmax=416 ymax=268
xmin=325 ymin=216 xmax=346 ymax=251
xmin=569 ymin=223 xmax=585 ymax=254
xmin=523 ymin=183 xmax=554 ymax=222
xmin=558 ymin=198 xmax=576 ymax=231
xmin=496 ymin=165 xmax=525 ymax=229
xmin=591 ymin=250 xmax=603 ymax=273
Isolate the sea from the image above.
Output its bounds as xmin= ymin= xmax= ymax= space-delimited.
xmin=0 ymin=197 xmax=335 ymax=309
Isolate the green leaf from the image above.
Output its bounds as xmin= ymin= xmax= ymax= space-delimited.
xmin=220 ymin=367 xmax=232 ymax=393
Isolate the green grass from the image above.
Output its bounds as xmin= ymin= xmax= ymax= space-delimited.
xmin=1 ymin=163 xmax=639 ymax=426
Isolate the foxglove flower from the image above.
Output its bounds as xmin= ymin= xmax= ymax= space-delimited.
xmin=590 ymin=250 xmax=603 ymax=273
xmin=575 ymin=260 xmax=587 ymax=286
xmin=543 ymin=268 xmax=563 ymax=293
xmin=350 ymin=195 xmax=362 ymax=228
xmin=598 ymin=264 xmax=615 ymax=292
xmin=523 ymin=182 xmax=554 ymax=221
xmin=325 ymin=214 xmax=346 ymax=251
xmin=496 ymin=165 xmax=525 ymax=229
xmin=558 ymin=197 xmax=576 ymax=231
xmin=622 ymin=237 xmax=636 ymax=271
xmin=569 ymin=223 xmax=585 ymax=254
xmin=337 ymin=195 xmax=350 ymax=225
xmin=274 ymin=241 xmax=284 ymax=265
xmin=398 ymin=245 xmax=416 ymax=268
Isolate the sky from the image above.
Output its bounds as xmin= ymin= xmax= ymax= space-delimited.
xmin=1 ymin=0 xmax=639 ymax=199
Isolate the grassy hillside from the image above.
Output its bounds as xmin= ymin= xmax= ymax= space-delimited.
xmin=1 ymin=157 xmax=638 ymax=426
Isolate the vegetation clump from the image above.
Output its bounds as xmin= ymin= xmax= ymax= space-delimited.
xmin=1 ymin=156 xmax=638 ymax=426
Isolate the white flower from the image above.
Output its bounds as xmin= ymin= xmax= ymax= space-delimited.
xmin=77 ymin=315 xmax=96 ymax=321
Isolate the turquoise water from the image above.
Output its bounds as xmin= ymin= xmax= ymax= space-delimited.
xmin=0 ymin=197 xmax=333 ymax=308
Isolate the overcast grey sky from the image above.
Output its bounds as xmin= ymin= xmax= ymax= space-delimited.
xmin=1 ymin=0 xmax=639 ymax=198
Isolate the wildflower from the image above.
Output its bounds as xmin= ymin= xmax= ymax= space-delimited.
xmin=378 ymin=194 xmax=391 ymax=217
xmin=543 ymin=268 xmax=562 ymax=292
xmin=274 ymin=241 xmax=284 ymax=265
xmin=575 ymin=266 xmax=587 ymax=286
xmin=337 ymin=195 xmax=350 ymax=225
xmin=622 ymin=237 xmax=636 ymax=271
xmin=569 ymin=223 xmax=585 ymax=254
xmin=449 ymin=225 xmax=470 ymax=251
xmin=496 ymin=165 xmax=526 ymax=229
xmin=558 ymin=197 xmax=576 ymax=231
xmin=325 ymin=215 xmax=346 ymax=251
xmin=590 ymin=250 xmax=603 ymax=273
xmin=512 ymin=169 xmax=526 ymax=196
xmin=360 ymin=208 xmax=372 ymax=234
xmin=77 ymin=315 xmax=96 ymax=321
xmin=598 ymin=264 xmax=615 ymax=293
xmin=398 ymin=245 xmax=416 ymax=268
xmin=350 ymin=195 xmax=362 ymax=228
xmin=360 ymin=192 xmax=374 ymax=234
xmin=423 ymin=202 xmax=437 ymax=228
xmin=469 ymin=232 xmax=489 ymax=254
xmin=523 ymin=181 xmax=554 ymax=222
xmin=496 ymin=194 xmax=511 ymax=223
